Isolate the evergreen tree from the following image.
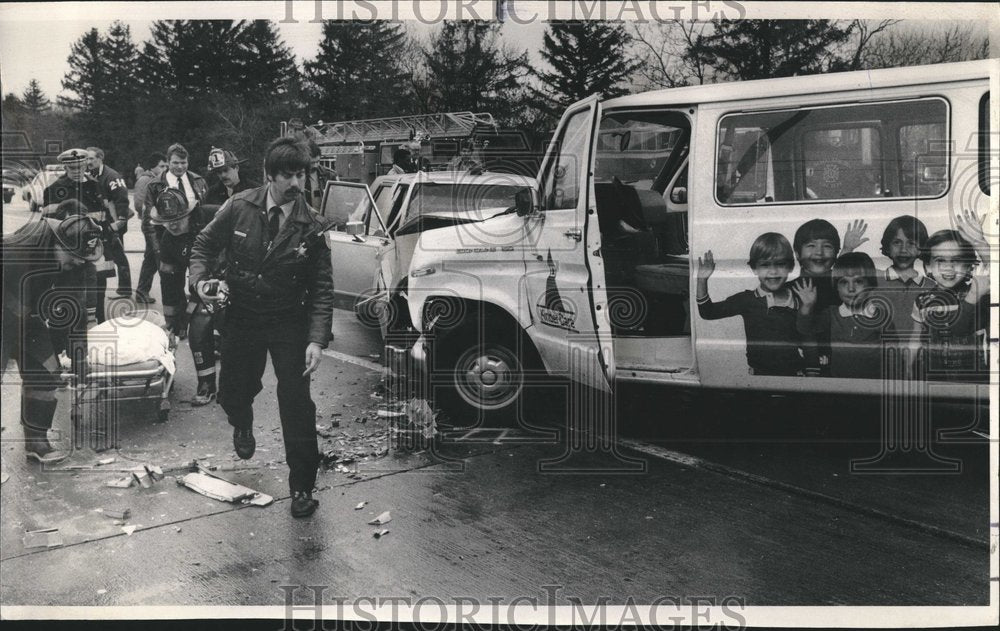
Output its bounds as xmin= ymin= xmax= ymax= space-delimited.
xmin=21 ymin=80 xmax=52 ymax=114
xmin=685 ymin=20 xmax=854 ymax=81
xmin=59 ymin=28 xmax=107 ymax=111
xmin=423 ymin=21 xmax=529 ymax=121
xmin=304 ymin=20 xmax=411 ymax=121
xmin=532 ymin=21 xmax=640 ymax=117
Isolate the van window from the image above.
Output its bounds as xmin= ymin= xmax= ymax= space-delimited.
xmin=540 ymin=108 xmax=591 ymax=210
xmin=979 ymin=92 xmax=990 ymax=194
xmin=716 ymin=98 xmax=948 ymax=205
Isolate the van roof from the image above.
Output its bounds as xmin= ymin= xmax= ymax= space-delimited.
xmin=601 ymin=59 xmax=994 ymax=110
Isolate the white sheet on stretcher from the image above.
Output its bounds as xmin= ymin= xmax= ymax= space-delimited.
xmin=85 ymin=316 xmax=176 ymax=375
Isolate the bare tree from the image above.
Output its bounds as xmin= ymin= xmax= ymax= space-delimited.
xmin=838 ymin=19 xmax=899 ymax=71
xmin=860 ymin=23 xmax=990 ymax=69
xmin=630 ymin=21 xmax=714 ymax=89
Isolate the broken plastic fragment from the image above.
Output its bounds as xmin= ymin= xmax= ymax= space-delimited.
xmin=372 ymin=529 xmax=390 ymax=538
xmin=368 ymin=511 xmax=391 ymax=525
xmin=97 ymin=457 xmax=116 ymax=465
xmin=355 ymin=501 xmax=367 ymax=510
xmin=105 ymin=477 xmax=134 ymax=488
xmin=103 ymin=508 xmax=131 ymax=520
xmin=23 ymin=528 xmax=62 ymax=549
xmin=121 ymin=525 xmax=137 ymax=535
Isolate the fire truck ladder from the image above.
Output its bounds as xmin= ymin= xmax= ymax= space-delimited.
xmin=308 ymin=112 xmax=496 ymax=144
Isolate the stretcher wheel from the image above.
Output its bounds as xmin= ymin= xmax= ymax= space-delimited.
xmin=157 ymin=399 xmax=170 ymax=423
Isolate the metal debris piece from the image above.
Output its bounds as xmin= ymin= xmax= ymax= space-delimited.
xmin=97 ymin=457 xmax=116 ymax=466
xmin=146 ymin=465 xmax=165 ymax=481
xmin=355 ymin=501 xmax=367 ymax=510
xmin=368 ymin=511 xmax=391 ymax=526
xmin=177 ymin=472 xmax=256 ymax=503
xmin=249 ymin=493 xmax=274 ymax=507
xmin=23 ymin=528 xmax=62 ymax=549
xmin=132 ymin=468 xmax=153 ymax=489
xmin=372 ymin=529 xmax=390 ymax=538
xmin=105 ymin=476 xmax=134 ymax=488
xmin=103 ymin=508 xmax=131 ymax=520
xmin=121 ymin=525 xmax=137 ymax=535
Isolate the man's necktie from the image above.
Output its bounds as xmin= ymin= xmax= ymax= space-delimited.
xmin=268 ymin=206 xmax=281 ymax=242
xmin=175 ymin=175 xmax=187 ymax=201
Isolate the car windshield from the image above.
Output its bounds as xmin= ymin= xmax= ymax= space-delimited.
xmin=406 ymin=182 xmax=526 ymax=222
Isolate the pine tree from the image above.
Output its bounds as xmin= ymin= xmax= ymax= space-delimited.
xmin=532 ymin=21 xmax=640 ymax=117
xmin=423 ymin=21 xmax=529 ymax=121
xmin=21 ymin=80 xmax=52 ymax=114
xmin=59 ymin=28 xmax=107 ymax=111
xmin=304 ymin=20 xmax=411 ymax=121
xmin=685 ymin=20 xmax=854 ymax=81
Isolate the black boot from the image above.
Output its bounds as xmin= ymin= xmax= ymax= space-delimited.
xmin=23 ymin=398 xmax=68 ymax=463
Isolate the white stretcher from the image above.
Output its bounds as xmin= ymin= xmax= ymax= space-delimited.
xmin=61 ymin=315 xmax=176 ymax=450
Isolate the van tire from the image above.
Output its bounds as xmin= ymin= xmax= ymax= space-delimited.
xmin=433 ymin=320 xmax=537 ymax=428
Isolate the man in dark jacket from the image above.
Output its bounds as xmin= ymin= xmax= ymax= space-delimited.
xmin=189 ymin=138 xmax=334 ymax=518
xmin=133 ymin=151 xmax=168 ymax=304
xmin=204 ymin=147 xmax=259 ymax=205
xmin=304 ymin=140 xmax=337 ymax=209
xmin=88 ymin=146 xmax=132 ymax=297
xmin=2 ymin=209 xmax=103 ymax=462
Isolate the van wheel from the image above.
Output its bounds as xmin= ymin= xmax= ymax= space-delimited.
xmin=434 ymin=324 xmax=532 ymax=427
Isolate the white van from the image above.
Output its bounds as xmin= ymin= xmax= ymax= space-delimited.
xmin=403 ymin=60 xmax=995 ymax=420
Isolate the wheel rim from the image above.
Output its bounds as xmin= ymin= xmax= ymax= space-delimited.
xmin=453 ymin=342 xmax=524 ymax=411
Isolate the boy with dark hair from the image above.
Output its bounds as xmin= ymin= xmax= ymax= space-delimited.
xmin=792 ymin=217 xmax=867 ymax=374
xmin=795 ymin=252 xmax=892 ymax=379
xmin=875 ymin=215 xmax=932 ymax=334
xmin=697 ymin=232 xmax=803 ymax=376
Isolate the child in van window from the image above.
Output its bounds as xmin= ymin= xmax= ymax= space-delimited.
xmin=795 ymin=252 xmax=893 ymax=379
xmin=911 ymin=221 xmax=990 ymax=382
xmin=696 ymin=233 xmax=803 ymax=376
xmin=791 ymin=218 xmax=868 ymax=375
xmin=875 ymin=215 xmax=932 ymax=335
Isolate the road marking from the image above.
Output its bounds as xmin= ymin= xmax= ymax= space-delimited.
xmin=617 ymin=437 xmax=988 ymax=549
xmin=321 ymin=349 xmax=383 ymax=373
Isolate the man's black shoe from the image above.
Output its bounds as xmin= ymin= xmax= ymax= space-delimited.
xmin=233 ymin=427 xmax=255 ymax=460
xmin=115 ymin=288 xmax=132 ymax=297
xmin=135 ymin=293 xmax=156 ymax=304
xmin=291 ymin=491 xmax=319 ymax=518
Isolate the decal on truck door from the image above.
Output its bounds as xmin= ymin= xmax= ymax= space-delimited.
xmin=536 ymin=250 xmax=578 ymax=332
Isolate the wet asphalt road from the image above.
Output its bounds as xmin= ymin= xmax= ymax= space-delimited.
xmin=0 ymin=195 xmax=992 ymax=608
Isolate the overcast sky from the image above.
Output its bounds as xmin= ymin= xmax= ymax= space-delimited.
xmin=0 ymin=1 xmax=995 ymax=103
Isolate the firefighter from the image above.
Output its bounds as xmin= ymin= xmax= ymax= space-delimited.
xmin=42 ymin=148 xmax=119 ymax=324
xmin=145 ymin=143 xmax=209 ymax=338
xmin=87 ymin=146 xmax=133 ymax=297
xmin=1 ymin=209 xmax=103 ymax=462
xmin=205 ymin=147 xmax=258 ymax=205
xmin=150 ymin=188 xmax=223 ymax=406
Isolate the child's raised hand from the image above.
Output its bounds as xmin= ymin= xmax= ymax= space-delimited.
xmin=792 ymin=277 xmax=817 ymax=311
xmin=955 ymin=208 xmax=990 ymax=266
xmin=842 ymin=219 xmax=869 ymax=253
xmin=697 ymin=250 xmax=716 ymax=279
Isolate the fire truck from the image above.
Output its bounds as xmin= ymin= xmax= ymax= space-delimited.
xmin=281 ymin=111 xmax=542 ymax=184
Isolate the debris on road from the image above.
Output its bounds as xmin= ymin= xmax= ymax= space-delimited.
xmin=97 ymin=457 xmax=116 ymax=466
xmin=372 ymin=529 xmax=390 ymax=538
xmin=102 ymin=508 xmax=131 ymax=520
xmin=177 ymin=467 xmax=273 ymax=507
xmin=121 ymin=525 xmax=137 ymax=536
xmin=132 ymin=468 xmax=153 ymax=489
xmin=355 ymin=501 xmax=367 ymax=510
xmin=1 ymin=471 xmax=9 ymax=485
xmin=368 ymin=511 xmax=391 ymax=525
xmin=105 ymin=477 xmax=134 ymax=489
xmin=23 ymin=528 xmax=62 ymax=549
